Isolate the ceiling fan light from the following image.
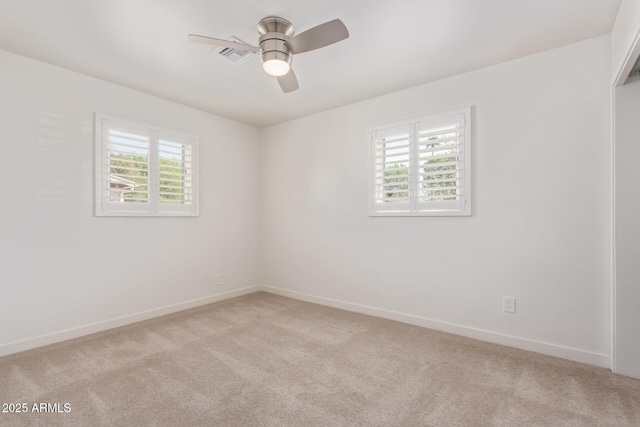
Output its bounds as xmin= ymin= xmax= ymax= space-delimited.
xmin=262 ymin=58 xmax=290 ymax=76
xmin=261 ymin=50 xmax=292 ymax=76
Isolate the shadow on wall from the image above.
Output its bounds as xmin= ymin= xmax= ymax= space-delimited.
xmin=36 ymin=111 xmax=65 ymax=203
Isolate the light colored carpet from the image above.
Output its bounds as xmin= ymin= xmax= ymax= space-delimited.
xmin=0 ymin=291 xmax=639 ymax=426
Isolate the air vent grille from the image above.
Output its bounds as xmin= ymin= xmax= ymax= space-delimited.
xmin=215 ymin=36 xmax=255 ymax=63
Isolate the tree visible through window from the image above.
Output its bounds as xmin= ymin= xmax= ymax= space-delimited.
xmin=158 ymin=139 xmax=193 ymax=205
xmin=106 ymin=128 xmax=149 ymax=203
xmin=418 ymin=127 xmax=462 ymax=202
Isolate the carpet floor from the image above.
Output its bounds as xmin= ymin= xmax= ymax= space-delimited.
xmin=0 ymin=291 xmax=639 ymax=426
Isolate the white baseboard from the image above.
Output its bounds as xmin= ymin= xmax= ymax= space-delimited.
xmin=0 ymin=286 xmax=260 ymax=357
xmin=2 ymin=284 xmax=611 ymax=369
xmin=259 ymin=285 xmax=611 ymax=369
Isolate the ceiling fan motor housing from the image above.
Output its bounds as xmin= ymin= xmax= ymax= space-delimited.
xmin=257 ymin=17 xmax=295 ymax=70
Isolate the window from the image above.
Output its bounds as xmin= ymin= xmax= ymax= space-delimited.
xmin=94 ymin=114 xmax=199 ymax=216
xmin=369 ymin=107 xmax=471 ymax=216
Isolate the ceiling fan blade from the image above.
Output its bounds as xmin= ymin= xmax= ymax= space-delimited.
xmin=277 ymin=69 xmax=299 ymax=93
xmin=188 ymin=34 xmax=260 ymax=53
xmin=286 ymin=19 xmax=349 ymax=54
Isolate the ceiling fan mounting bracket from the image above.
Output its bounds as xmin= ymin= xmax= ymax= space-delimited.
xmin=257 ymin=16 xmax=295 ymax=37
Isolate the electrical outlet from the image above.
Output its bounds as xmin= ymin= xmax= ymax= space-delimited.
xmin=215 ymin=273 xmax=223 ymax=286
xmin=503 ymin=296 xmax=516 ymax=313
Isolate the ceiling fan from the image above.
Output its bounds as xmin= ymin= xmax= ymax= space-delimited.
xmin=188 ymin=16 xmax=349 ymax=93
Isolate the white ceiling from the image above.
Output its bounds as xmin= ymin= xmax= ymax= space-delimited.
xmin=0 ymin=0 xmax=622 ymax=128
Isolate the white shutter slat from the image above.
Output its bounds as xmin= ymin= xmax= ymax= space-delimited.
xmin=378 ymin=183 xmax=409 ymax=188
xmin=107 ymin=141 xmax=149 ymax=151
xmin=379 ymin=160 xmax=411 ymax=167
xmin=159 ymin=165 xmax=189 ymax=172
xmin=420 ymin=169 xmax=459 ymax=178
xmin=159 ymin=170 xmax=192 ymax=178
xmin=419 ymin=143 xmax=459 ymax=155
xmin=159 ymin=139 xmax=189 ymax=147
xmin=420 ymin=177 xmax=460 ymax=186
xmin=420 ymin=184 xmax=461 ymax=190
xmin=376 ymin=188 xmax=410 ymax=195
xmin=419 ymin=136 xmax=459 ymax=146
xmin=159 ymin=148 xmax=188 ymax=155
xmin=380 ymin=197 xmax=410 ymax=202
xmin=114 ymin=189 xmax=149 ymax=195
xmin=159 ymin=177 xmax=192 ymax=184
xmin=420 ymin=160 xmax=459 ymax=169
xmin=108 ymin=173 xmax=148 ymax=182
xmin=418 ymin=127 xmax=458 ymax=138
xmin=120 ymin=199 xmax=149 ymax=203
xmin=375 ymin=135 xmax=410 ymax=145
xmin=375 ymin=142 xmax=410 ymax=151
xmin=376 ymin=166 xmax=410 ymax=175
xmin=108 ymin=165 xmax=149 ymax=174
xmin=159 ymin=157 xmax=192 ymax=164
xmin=376 ymin=180 xmax=410 ymax=187
xmin=418 ymin=195 xmax=461 ymax=201
xmin=107 ymin=150 xmax=149 ymax=160
xmin=107 ymin=130 xmax=149 ymax=142
xmin=376 ymin=150 xmax=409 ymax=163
xmin=109 ymin=158 xmax=148 ymax=167
xmin=420 ymin=190 xmax=462 ymax=197
xmin=420 ymin=153 xmax=459 ymax=163
xmin=159 ymin=191 xmax=190 ymax=196
xmin=159 ymin=185 xmax=189 ymax=192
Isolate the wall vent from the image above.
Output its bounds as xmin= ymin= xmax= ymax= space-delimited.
xmin=214 ymin=36 xmax=255 ymax=64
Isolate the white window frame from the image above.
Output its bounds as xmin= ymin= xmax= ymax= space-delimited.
xmin=94 ymin=113 xmax=199 ymax=217
xmin=368 ymin=107 xmax=472 ymax=217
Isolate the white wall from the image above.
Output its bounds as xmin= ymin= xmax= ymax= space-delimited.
xmin=260 ymin=36 xmax=612 ymax=365
xmin=0 ymin=50 xmax=261 ymax=354
xmin=614 ymin=78 xmax=640 ymax=378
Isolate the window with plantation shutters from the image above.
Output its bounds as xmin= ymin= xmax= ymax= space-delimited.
xmin=95 ymin=114 xmax=199 ymax=216
xmin=369 ymin=107 xmax=471 ymax=216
